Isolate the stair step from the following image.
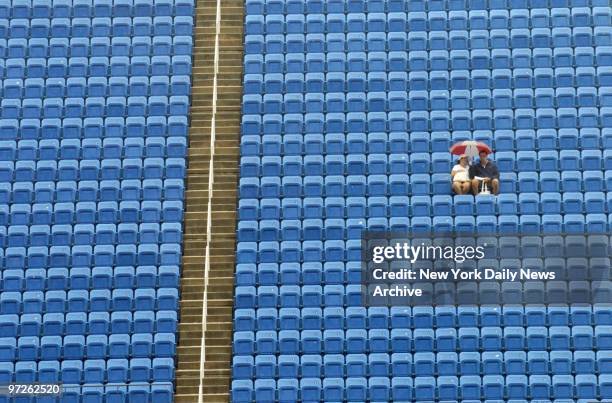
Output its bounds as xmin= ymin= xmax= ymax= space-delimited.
xmin=175 ymin=0 xmax=242 ymax=401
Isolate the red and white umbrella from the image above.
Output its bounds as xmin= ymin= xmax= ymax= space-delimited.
xmin=449 ymin=141 xmax=492 ymax=158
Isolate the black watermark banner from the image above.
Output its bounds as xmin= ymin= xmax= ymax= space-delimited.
xmin=362 ymin=232 xmax=612 ymax=307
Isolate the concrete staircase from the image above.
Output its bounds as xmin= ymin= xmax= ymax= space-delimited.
xmin=175 ymin=0 xmax=243 ymax=402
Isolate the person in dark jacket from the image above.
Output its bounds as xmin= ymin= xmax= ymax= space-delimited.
xmin=470 ymin=151 xmax=499 ymax=195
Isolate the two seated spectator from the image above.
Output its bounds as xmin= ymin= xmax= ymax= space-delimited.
xmin=451 ymin=151 xmax=500 ymax=196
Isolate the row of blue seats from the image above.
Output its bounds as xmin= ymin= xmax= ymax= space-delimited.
xmin=240 ymin=129 xmax=610 ymax=155
xmin=2 ymin=181 xmax=185 ymax=204
xmin=0 ymin=137 xmax=186 ymax=161
xmin=243 ymin=262 xmax=608 ymax=284
xmin=241 ymin=69 xmax=612 ymax=96
xmin=236 ymin=278 xmax=611 ymax=308
xmin=244 ymin=68 xmax=608 ymax=98
xmin=236 ymin=173 xmax=448 ymax=198
xmin=0 ymin=265 xmax=180 ymax=290
xmin=0 ymin=155 xmax=185 ymax=175
xmin=0 ymin=243 xmax=181 ymax=269
xmin=233 ymin=216 xmax=610 ymax=242
xmin=1 ymin=342 xmax=174 ymax=366
xmin=0 ymin=379 xmax=173 ymax=400
xmin=0 ymin=175 xmax=183 ymax=203
xmin=245 ymin=0 xmax=612 ymax=15
xmin=238 ymin=173 xmax=612 ymax=196
xmin=234 ymin=304 xmax=612 ymax=329
xmin=234 ymin=281 xmax=612 ymax=305
xmin=233 ymin=351 xmax=612 ymax=378
xmin=0 ymin=389 xmax=172 ymax=403
xmin=245 ymin=47 xmax=612 ymax=75
xmin=239 ymin=190 xmax=612 ymax=221
xmin=0 ymin=222 xmax=183 ymax=246
xmin=268 ymin=231 xmax=608 ymax=251
xmin=238 ymin=194 xmax=612 ymax=221
xmin=0 ymin=0 xmax=194 ymax=18
xmin=0 ymin=226 xmax=183 ymax=250
xmin=244 ymin=47 xmax=612 ymax=72
xmin=0 ymin=76 xmax=191 ymax=98
xmin=0 ymin=116 xmax=189 ymax=139
xmin=232 ymin=325 xmax=612 ymax=355
xmin=0 ymin=242 xmax=182 ymax=269
xmin=235 ymin=280 xmax=610 ymax=306
xmin=464 ymin=192 xmax=611 ymax=213
xmin=0 ymin=263 xmax=158 ymax=294
xmin=243 ymin=95 xmax=612 ymax=118
xmin=238 ymin=219 xmax=610 ymax=244
xmin=0 ymin=37 xmax=194 ymax=60
xmin=0 ymin=138 xmax=186 ymax=157
xmin=193 ymin=108 xmax=612 ymax=133
xmin=0 ymin=330 xmax=174 ymax=354
xmin=0 ymin=178 xmax=184 ymax=204
xmin=246 ymin=20 xmax=610 ymax=40
xmin=0 ymin=37 xmax=192 ymax=62
xmin=0 ymin=181 xmax=183 ymax=204
xmin=0 ymin=95 xmax=190 ymax=118
xmin=8 ymin=384 xmax=173 ymax=403
xmin=235 ymin=282 xmax=351 ymax=307
xmin=0 ymin=354 xmax=173 ymax=383
xmin=0 ymin=201 xmax=184 ymax=225
xmin=244 ymin=9 xmax=612 ymax=32
xmin=239 ymin=154 xmax=612 ymax=177
xmin=238 ymin=215 xmax=612 ymax=241
xmin=0 ymin=18 xmax=193 ymax=41
xmin=241 ymin=150 xmax=612 ymax=175
xmin=232 ymin=375 xmax=609 ymax=402
xmin=0 ymin=140 xmax=187 ymax=159
xmin=245 ymin=32 xmax=610 ymax=55
xmin=0 ymin=163 xmax=186 ymax=183
xmin=240 ymin=112 xmax=612 ymax=136
xmin=243 ymin=89 xmax=612 ymax=113
xmin=0 ymin=184 xmax=183 ymax=205
xmin=237 ymin=260 xmax=350 ymax=287
xmin=244 ymin=94 xmax=612 ymax=119
xmin=0 ymin=360 xmax=174 ymax=386
xmin=246 ymin=261 xmax=611 ymax=286
xmin=0 ymin=310 xmax=177 ymax=335
xmin=235 ymin=259 xmax=611 ymax=287
xmin=0 ymin=288 xmax=178 ymax=314
xmin=236 ymin=170 xmax=609 ymax=196
xmin=0 ymin=333 xmax=175 ymax=358
xmin=0 ymin=55 xmax=192 ymax=79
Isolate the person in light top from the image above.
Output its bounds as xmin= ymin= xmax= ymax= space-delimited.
xmin=451 ymin=154 xmax=471 ymax=195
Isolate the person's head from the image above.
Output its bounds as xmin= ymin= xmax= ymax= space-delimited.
xmin=458 ymin=155 xmax=468 ymax=166
xmin=479 ymin=151 xmax=489 ymax=163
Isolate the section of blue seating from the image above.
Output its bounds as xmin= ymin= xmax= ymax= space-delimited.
xmin=0 ymin=0 xmax=193 ymax=400
xmin=234 ymin=0 xmax=612 ymax=401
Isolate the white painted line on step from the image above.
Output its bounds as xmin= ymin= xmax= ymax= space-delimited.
xmin=198 ymin=0 xmax=222 ymax=400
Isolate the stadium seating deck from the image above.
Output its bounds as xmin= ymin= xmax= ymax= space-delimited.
xmin=233 ymin=0 xmax=612 ymax=401
xmin=0 ymin=0 xmax=193 ymax=400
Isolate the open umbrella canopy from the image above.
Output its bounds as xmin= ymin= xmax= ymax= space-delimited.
xmin=449 ymin=141 xmax=492 ymax=158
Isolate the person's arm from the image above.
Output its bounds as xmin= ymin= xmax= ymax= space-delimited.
xmin=468 ymin=165 xmax=475 ymax=179
xmin=451 ymin=165 xmax=457 ymax=179
xmin=491 ymin=163 xmax=499 ymax=179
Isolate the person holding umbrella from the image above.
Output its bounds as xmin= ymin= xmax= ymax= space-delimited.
xmin=449 ymin=141 xmax=498 ymax=195
xmin=470 ymin=150 xmax=499 ymax=195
